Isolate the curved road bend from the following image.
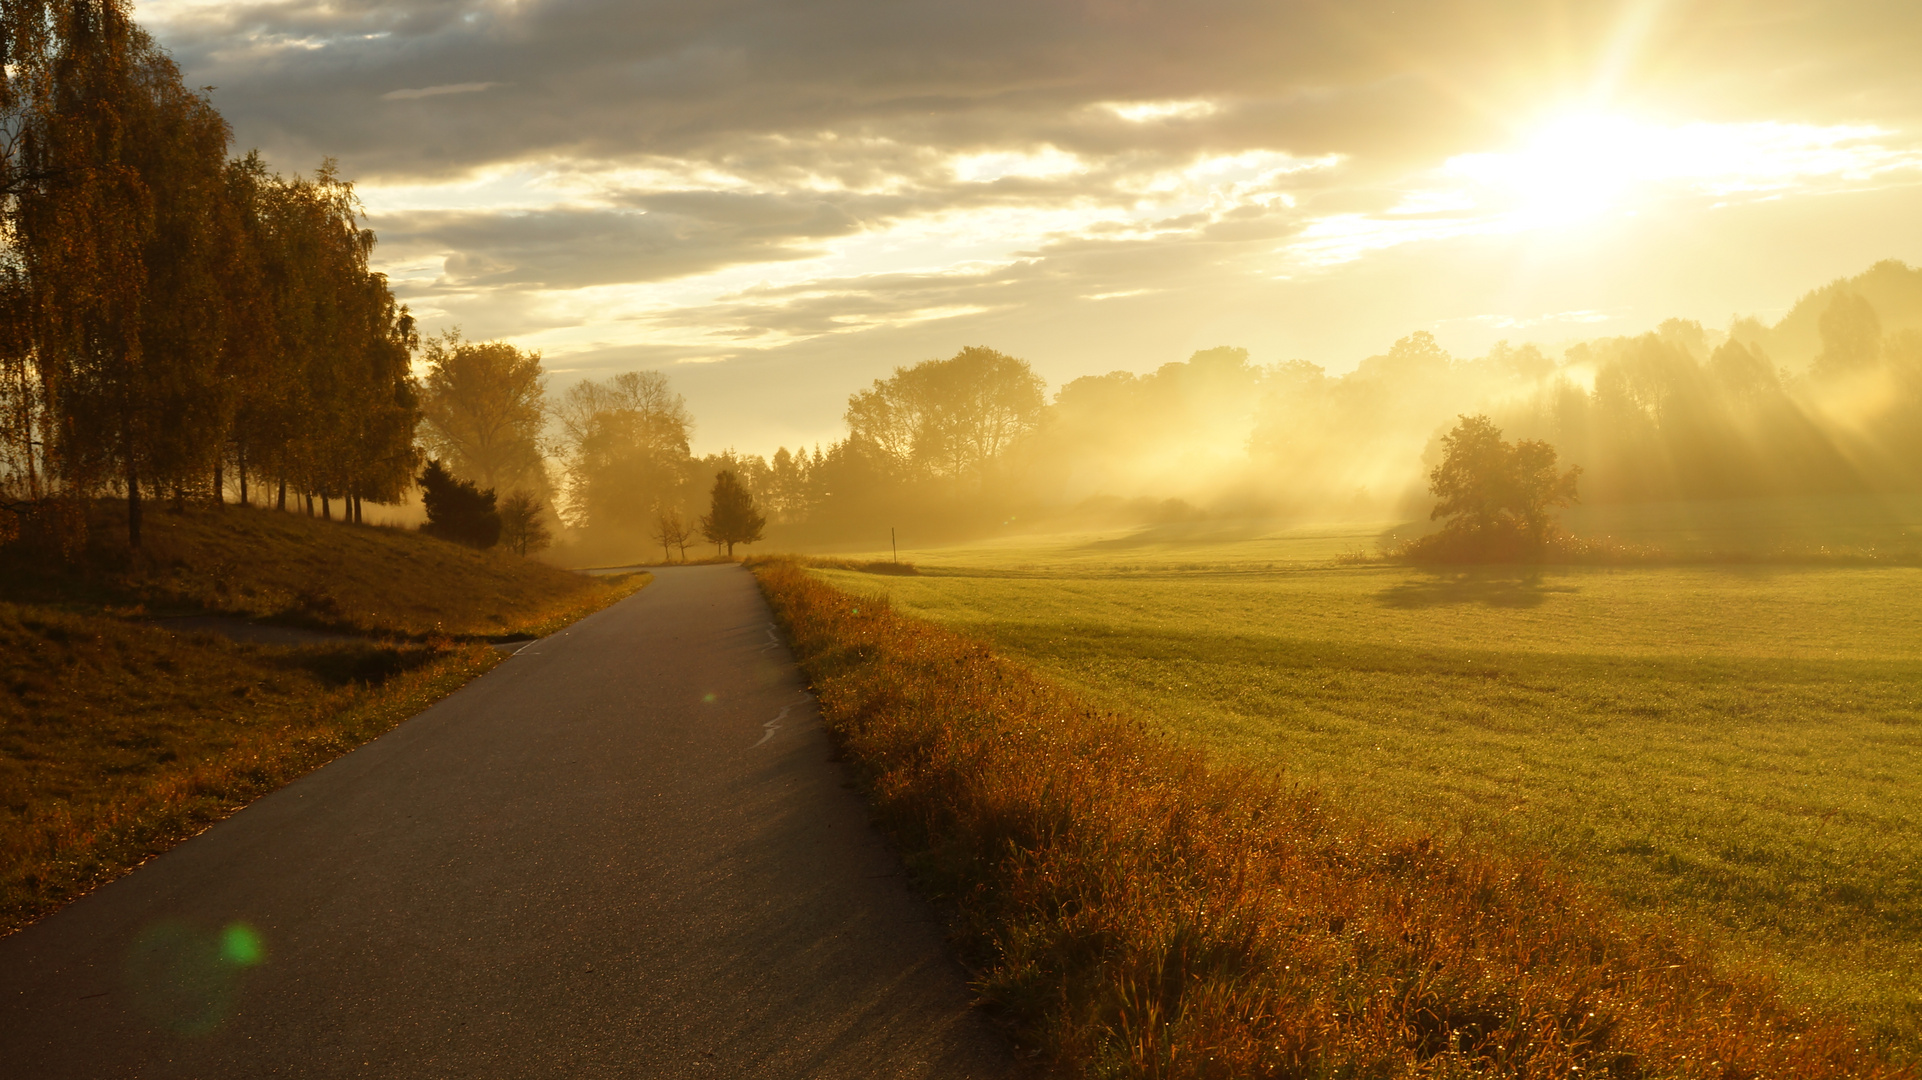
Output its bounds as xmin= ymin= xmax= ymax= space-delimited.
xmin=0 ymin=565 xmax=1015 ymax=1078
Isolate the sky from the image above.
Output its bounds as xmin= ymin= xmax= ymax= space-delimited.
xmin=137 ymin=0 xmax=1922 ymax=456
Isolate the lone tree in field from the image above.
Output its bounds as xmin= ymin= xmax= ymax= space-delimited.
xmin=419 ymin=460 xmax=502 ymax=549
xmin=1412 ymin=415 xmax=1580 ymax=561
xmin=699 ymin=470 xmax=765 ymax=557
xmin=496 ymin=490 xmax=552 ymax=556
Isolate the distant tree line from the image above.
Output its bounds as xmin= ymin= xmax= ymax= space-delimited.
xmin=0 ymin=0 xmax=417 ymax=548
xmin=684 ymin=262 xmax=1922 ymax=550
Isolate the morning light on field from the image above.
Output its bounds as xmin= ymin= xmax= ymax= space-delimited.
xmin=5 ymin=1 xmax=1922 ymax=1077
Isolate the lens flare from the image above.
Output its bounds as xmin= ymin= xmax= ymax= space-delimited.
xmin=124 ymin=920 xmax=266 ymax=1037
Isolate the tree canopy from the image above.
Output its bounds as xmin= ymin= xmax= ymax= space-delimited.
xmin=0 ymin=1 xmax=418 ymax=545
xmin=1411 ymin=415 xmax=1580 ymax=561
xmin=845 ymin=346 xmax=1045 ymax=484
xmin=418 ymin=330 xmax=548 ymax=497
xmin=557 ymin=371 xmax=692 ymax=541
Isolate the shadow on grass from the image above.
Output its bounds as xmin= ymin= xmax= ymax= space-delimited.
xmin=280 ymin=642 xmax=442 ymax=688
xmin=1074 ymin=519 xmax=1270 ymax=552
xmin=1378 ymin=570 xmax=1581 ymax=609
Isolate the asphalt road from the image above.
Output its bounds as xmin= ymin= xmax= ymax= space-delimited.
xmin=0 ymin=565 xmax=1015 ymax=1078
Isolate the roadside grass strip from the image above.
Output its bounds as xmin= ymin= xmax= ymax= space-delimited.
xmin=754 ymin=558 xmax=1903 ymax=1079
xmin=0 ymin=569 xmax=651 ymax=934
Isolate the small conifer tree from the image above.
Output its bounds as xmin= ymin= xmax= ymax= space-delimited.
xmin=419 ymin=460 xmax=502 ymax=548
xmin=699 ymin=470 xmax=766 ymax=557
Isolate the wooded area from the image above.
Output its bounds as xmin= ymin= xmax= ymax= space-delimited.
xmin=0 ymin=0 xmax=417 ymax=549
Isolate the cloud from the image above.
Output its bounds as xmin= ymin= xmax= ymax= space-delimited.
xmin=134 ymin=0 xmax=1922 ymax=454
xmin=381 ymin=81 xmax=502 ymax=101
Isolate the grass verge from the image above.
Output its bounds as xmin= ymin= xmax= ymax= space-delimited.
xmin=755 ymin=557 xmax=1903 ymax=1079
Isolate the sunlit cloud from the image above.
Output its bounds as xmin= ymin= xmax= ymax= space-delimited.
xmin=382 ymin=82 xmax=502 ymax=101
xmin=950 ymin=148 xmax=1087 ymax=183
xmin=1102 ymin=100 xmax=1218 ymax=124
xmin=1447 ymin=114 xmax=1922 ymax=223
xmin=1283 ymin=114 xmax=1922 ymax=266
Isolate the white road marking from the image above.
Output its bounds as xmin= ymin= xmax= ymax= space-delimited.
xmin=761 ymin=621 xmax=781 ymax=651
xmin=752 ymin=690 xmax=811 ymax=749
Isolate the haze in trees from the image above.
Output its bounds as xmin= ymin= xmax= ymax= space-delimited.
xmin=845 ymin=346 xmax=1047 ymax=485
xmin=620 ymin=259 xmax=1922 ymax=560
xmin=496 ymin=491 xmax=552 ymax=557
xmin=418 ymin=331 xmax=549 ymax=499
xmin=650 ymin=509 xmax=695 ymax=563
xmin=557 ymin=371 xmax=693 ymax=547
xmin=1403 ymin=416 xmax=1581 ymax=562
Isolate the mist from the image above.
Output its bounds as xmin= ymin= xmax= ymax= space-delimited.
xmin=531 ymin=258 xmax=1922 ymax=563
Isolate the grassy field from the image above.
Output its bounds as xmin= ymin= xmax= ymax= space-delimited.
xmin=765 ymin=558 xmax=1898 ymax=1078
xmin=0 ymin=502 xmax=648 ymax=933
xmin=812 ymin=502 xmax=1922 ymax=1054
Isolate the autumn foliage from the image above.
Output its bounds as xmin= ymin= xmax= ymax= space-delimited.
xmin=755 ymin=558 xmax=1902 ymax=1079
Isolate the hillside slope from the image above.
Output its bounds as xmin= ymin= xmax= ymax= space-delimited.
xmin=0 ymin=502 xmax=648 ymax=932
xmin=0 ymin=501 xmax=610 ymax=639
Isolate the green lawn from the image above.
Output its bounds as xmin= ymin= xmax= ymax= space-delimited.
xmin=812 ymin=519 xmax=1922 ymax=1053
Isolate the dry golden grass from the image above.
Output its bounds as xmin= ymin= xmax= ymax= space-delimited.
xmin=0 ymin=608 xmax=498 ymax=933
xmin=0 ymin=503 xmax=649 ymax=933
xmin=756 ymin=557 xmax=1906 ymax=1079
xmin=0 ymin=500 xmax=615 ymax=639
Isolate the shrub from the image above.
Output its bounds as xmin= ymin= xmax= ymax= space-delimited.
xmin=418 ymin=460 xmax=501 ymax=549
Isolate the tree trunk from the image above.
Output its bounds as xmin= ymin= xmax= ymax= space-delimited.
xmin=321 ymin=495 xmax=331 ymax=520
xmin=305 ymin=493 xmax=314 ymax=517
xmin=127 ymin=463 xmax=142 ymax=549
xmin=277 ymin=477 xmax=286 ymax=512
xmin=21 ymin=400 xmax=37 ymax=500
xmin=238 ymin=450 xmax=249 ymax=506
xmin=353 ymin=494 xmax=363 ymax=524
xmin=213 ymin=463 xmax=224 ymax=506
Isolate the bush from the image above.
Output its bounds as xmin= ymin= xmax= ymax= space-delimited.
xmin=418 ymin=461 xmax=501 ymax=549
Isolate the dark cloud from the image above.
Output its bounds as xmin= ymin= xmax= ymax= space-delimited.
xmin=374 ymin=197 xmax=862 ymax=290
xmin=156 ymin=0 xmax=1922 ymax=184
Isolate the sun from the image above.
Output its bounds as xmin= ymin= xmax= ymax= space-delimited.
xmin=1445 ymin=112 xmax=1660 ymax=227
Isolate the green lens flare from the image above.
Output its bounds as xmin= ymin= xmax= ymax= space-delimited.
xmin=221 ymin=923 xmax=264 ymax=967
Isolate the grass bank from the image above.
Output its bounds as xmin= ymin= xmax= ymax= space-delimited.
xmin=0 ymin=502 xmax=649 ymax=933
xmin=758 ymin=558 xmax=1901 ymax=1079
xmin=0 ymin=500 xmax=617 ymax=639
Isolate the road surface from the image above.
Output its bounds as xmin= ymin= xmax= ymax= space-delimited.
xmin=0 ymin=565 xmax=1015 ymax=1078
